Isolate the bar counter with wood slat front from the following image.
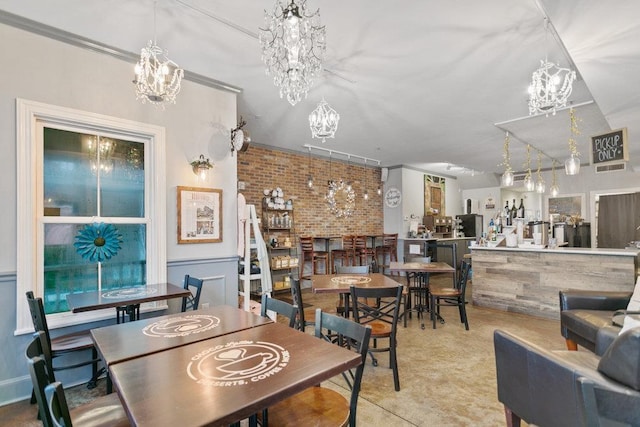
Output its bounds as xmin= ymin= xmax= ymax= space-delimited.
xmin=471 ymin=246 xmax=639 ymax=320
xmin=109 ymin=321 xmax=362 ymax=427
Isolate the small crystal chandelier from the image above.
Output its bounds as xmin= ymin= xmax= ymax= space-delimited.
xmin=133 ymin=2 xmax=184 ymax=106
xmin=500 ymin=132 xmax=514 ymax=187
xmin=309 ymin=98 xmax=340 ymax=142
xmin=565 ymin=107 xmax=581 ymax=175
xmin=259 ymin=0 xmax=326 ymax=106
xmin=535 ymin=150 xmax=546 ymax=193
xmin=523 ymin=144 xmax=535 ymax=192
xmin=87 ymin=136 xmax=116 ymax=175
xmin=527 ymin=18 xmax=576 ymax=116
xmin=550 ymin=160 xmax=560 ymax=196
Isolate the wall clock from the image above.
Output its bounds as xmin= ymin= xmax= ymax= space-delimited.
xmin=384 ymin=187 xmax=402 ymax=208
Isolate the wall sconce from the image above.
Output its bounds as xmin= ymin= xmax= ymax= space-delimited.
xmin=191 ymin=154 xmax=213 ymax=180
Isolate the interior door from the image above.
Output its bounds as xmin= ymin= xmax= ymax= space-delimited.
xmin=596 ymin=192 xmax=640 ymax=248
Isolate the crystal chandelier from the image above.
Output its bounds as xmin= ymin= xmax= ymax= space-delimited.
xmin=259 ymin=0 xmax=326 ymax=106
xmin=550 ymin=160 xmax=560 ymax=196
xmin=523 ymin=144 xmax=535 ymax=191
xmin=565 ymin=107 xmax=581 ymax=175
xmin=309 ymin=98 xmax=340 ymax=142
xmin=500 ymin=132 xmax=514 ymax=187
xmin=535 ymin=150 xmax=546 ymax=193
xmin=527 ymin=19 xmax=576 ymax=116
xmin=133 ymin=2 xmax=184 ymax=106
xmin=87 ymin=136 xmax=116 ymax=174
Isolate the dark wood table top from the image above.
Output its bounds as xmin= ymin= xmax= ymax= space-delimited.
xmin=109 ymin=322 xmax=361 ymax=427
xmin=91 ymin=305 xmax=273 ymax=366
xmin=388 ymin=261 xmax=456 ymax=273
xmin=66 ymin=283 xmax=191 ymax=313
xmin=311 ymin=273 xmax=401 ymax=294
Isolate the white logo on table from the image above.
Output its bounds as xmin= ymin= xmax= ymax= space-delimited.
xmin=142 ymin=314 xmax=221 ymax=338
xmin=187 ymin=341 xmax=289 ymax=387
xmin=101 ymin=287 xmax=158 ymax=299
xmin=331 ymin=275 xmax=372 ymax=285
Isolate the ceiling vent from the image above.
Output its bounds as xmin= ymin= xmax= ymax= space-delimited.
xmin=595 ymin=163 xmax=626 ymax=173
xmin=513 ymin=174 xmax=526 ymax=182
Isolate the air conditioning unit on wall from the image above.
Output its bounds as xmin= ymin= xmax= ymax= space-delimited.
xmin=595 ymin=163 xmax=625 ymax=173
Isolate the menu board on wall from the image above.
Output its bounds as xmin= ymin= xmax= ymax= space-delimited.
xmin=591 ymin=128 xmax=628 ymax=165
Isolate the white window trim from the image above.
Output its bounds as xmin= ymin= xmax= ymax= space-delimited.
xmin=15 ymin=98 xmax=167 ymax=335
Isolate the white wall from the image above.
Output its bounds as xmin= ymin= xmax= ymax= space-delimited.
xmin=0 ymin=22 xmax=239 ymax=404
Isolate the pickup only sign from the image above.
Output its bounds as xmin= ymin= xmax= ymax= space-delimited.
xmin=591 ymin=128 xmax=628 ymax=165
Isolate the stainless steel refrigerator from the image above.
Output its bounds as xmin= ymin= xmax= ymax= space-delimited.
xmin=456 ymin=214 xmax=483 ymax=238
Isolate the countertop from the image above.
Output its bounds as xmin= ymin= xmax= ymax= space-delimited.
xmin=471 ymin=245 xmax=640 ymax=257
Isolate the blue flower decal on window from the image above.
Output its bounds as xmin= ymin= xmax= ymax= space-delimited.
xmin=74 ymin=223 xmax=123 ymax=262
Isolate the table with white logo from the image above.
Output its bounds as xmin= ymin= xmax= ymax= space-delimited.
xmin=108 ymin=321 xmax=361 ymax=427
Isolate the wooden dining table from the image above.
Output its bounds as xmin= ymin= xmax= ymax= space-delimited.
xmin=388 ymin=261 xmax=456 ymax=329
xmin=66 ymin=283 xmax=191 ymax=323
xmin=312 ymin=273 xmax=402 ymax=317
xmin=109 ymin=321 xmax=362 ymax=427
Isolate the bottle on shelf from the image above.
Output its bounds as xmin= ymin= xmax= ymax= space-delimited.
xmin=510 ymin=199 xmax=517 ymax=222
xmin=504 ymin=201 xmax=512 ymax=226
xmin=517 ymin=198 xmax=525 ymax=218
xmin=489 ymin=218 xmax=497 ymax=241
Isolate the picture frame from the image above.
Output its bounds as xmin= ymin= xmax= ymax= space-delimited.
xmin=545 ymin=193 xmax=585 ymax=224
xmin=177 ymin=186 xmax=222 ymax=244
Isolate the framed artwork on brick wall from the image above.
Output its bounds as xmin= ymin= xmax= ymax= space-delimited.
xmin=177 ymin=186 xmax=222 ymax=243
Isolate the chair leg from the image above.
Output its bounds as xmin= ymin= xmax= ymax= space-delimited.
xmin=431 ymin=294 xmax=437 ymax=329
xmin=459 ymin=298 xmax=469 ymax=330
xmin=504 ymin=406 xmax=522 ymax=427
xmin=391 ymin=341 xmax=400 ymax=391
xmin=565 ymin=338 xmax=578 ymax=351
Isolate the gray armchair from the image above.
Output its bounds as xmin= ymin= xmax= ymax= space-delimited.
xmin=494 ymin=329 xmax=640 ymax=427
xmin=559 ymin=289 xmax=632 ymax=355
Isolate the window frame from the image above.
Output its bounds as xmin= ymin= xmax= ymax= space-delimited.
xmin=15 ymin=99 xmax=166 ymax=334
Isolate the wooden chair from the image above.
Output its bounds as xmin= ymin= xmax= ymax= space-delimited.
xmin=28 ymin=356 xmax=129 ymax=427
xmin=290 ymin=278 xmax=317 ymax=331
xmin=375 ymin=233 xmax=398 ymax=274
xmin=181 ymin=274 xmax=204 ymax=312
xmin=260 ymin=293 xmax=297 ymax=328
xmin=331 ymin=235 xmax=356 ymax=273
xmin=350 ymin=284 xmax=403 ymax=391
xmin=299 ymin=236 xmax=330 ymax=279
xmin=429 ymin=260 xmax=470 ymax=330
xmin=354 ymin=235 xmax=376 ymax=267
xmin=263 ymin=308 xmax=372 ymax=427
xmin=25 ymin=292 xmax=101 ymax=389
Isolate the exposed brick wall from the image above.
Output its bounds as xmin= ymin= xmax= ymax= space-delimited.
xmin=238 ymin=145 xmax=384 ymax=243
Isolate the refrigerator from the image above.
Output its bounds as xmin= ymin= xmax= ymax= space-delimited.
xmin=456 ymin=214 xmax=483 ymax=238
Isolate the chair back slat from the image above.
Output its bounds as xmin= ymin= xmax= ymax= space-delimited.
xmin=44 ymin=382 xmax=72 ymax=427
xmin=182 ymin=275 xmax=204 ymax=312
xmin=313 ymin=308 xmax=371 ymax=427
xmin=299 ymin=236 xmax=315 ymax=252
xmin=260 ymin=293 xmax=297 ymax=328
xmin=290 ymin=279 xmax=308 ymax=330
xmin=26 ymin=333 xmax=56 ymax=427
xmin=26 ymin=292 xmax=53 ymax=347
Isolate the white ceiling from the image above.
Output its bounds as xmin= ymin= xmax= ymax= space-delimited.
xmin=2 ymin=0 xmax=639 ymax=179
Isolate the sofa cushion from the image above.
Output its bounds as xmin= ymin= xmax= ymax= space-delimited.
xmin=598 ymin=328 xmax=640 ymax=391
xmin=561 ymin=309 xmax=614 ymax=345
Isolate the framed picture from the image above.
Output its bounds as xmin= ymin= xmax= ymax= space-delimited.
xmin=546 ymin=193 xmax=585 ymax=223
xmin=177 ymin=186 xmax=222 ymax=244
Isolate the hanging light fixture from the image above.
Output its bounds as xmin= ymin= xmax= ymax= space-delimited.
xmin=133 ymin=1 xmax=184 ymax=106
xmin=523 ymin=144 xmax=535 ymax=191
xmin=191 ymin=155 xmax=213 ymax=181
xmin=550 ymin=160 xmax=560 ymax=196
xmin=306 ymin=146 xmax=314 ymax=188
xmin=527 ymin=18 xmax=576 ymax=116
xmin=87 ymin=136 xmax=116 ymax=175
xmin=500 ymin=131 xmax=514 ymax=187
xmin=309 ymin=98 xmax=340 ymax=142
xmin=324 ymin=151 xmax=355 ymax=217
xmin=535 ymin=150 xmax=546 ymax=193
xmin=565 ymin=107 xmax=581 ymax=175
xmin=259 ymin=0 xmax=326 ymax=106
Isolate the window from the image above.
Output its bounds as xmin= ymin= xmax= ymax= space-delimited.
xmin=16 ymin=99 xmax=166 ymax=333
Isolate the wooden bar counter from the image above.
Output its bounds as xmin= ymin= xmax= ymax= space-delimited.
xmin=471 ymin=246 xmax=639 ymax=320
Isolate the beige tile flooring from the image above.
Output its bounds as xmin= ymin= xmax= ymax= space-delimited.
xmin=2 ymin=276 xmax=565 ymax=426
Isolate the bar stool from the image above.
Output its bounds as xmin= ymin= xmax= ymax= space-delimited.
xmin=375 ymin=233 xmax=398 ymax=274
xmin=355 ymin=235 xmax=376 ymax=267
xmin=299 ymin=236 xmax=329 ymax=279
xmin=331 ymin=235 xmax=356 ymax=273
